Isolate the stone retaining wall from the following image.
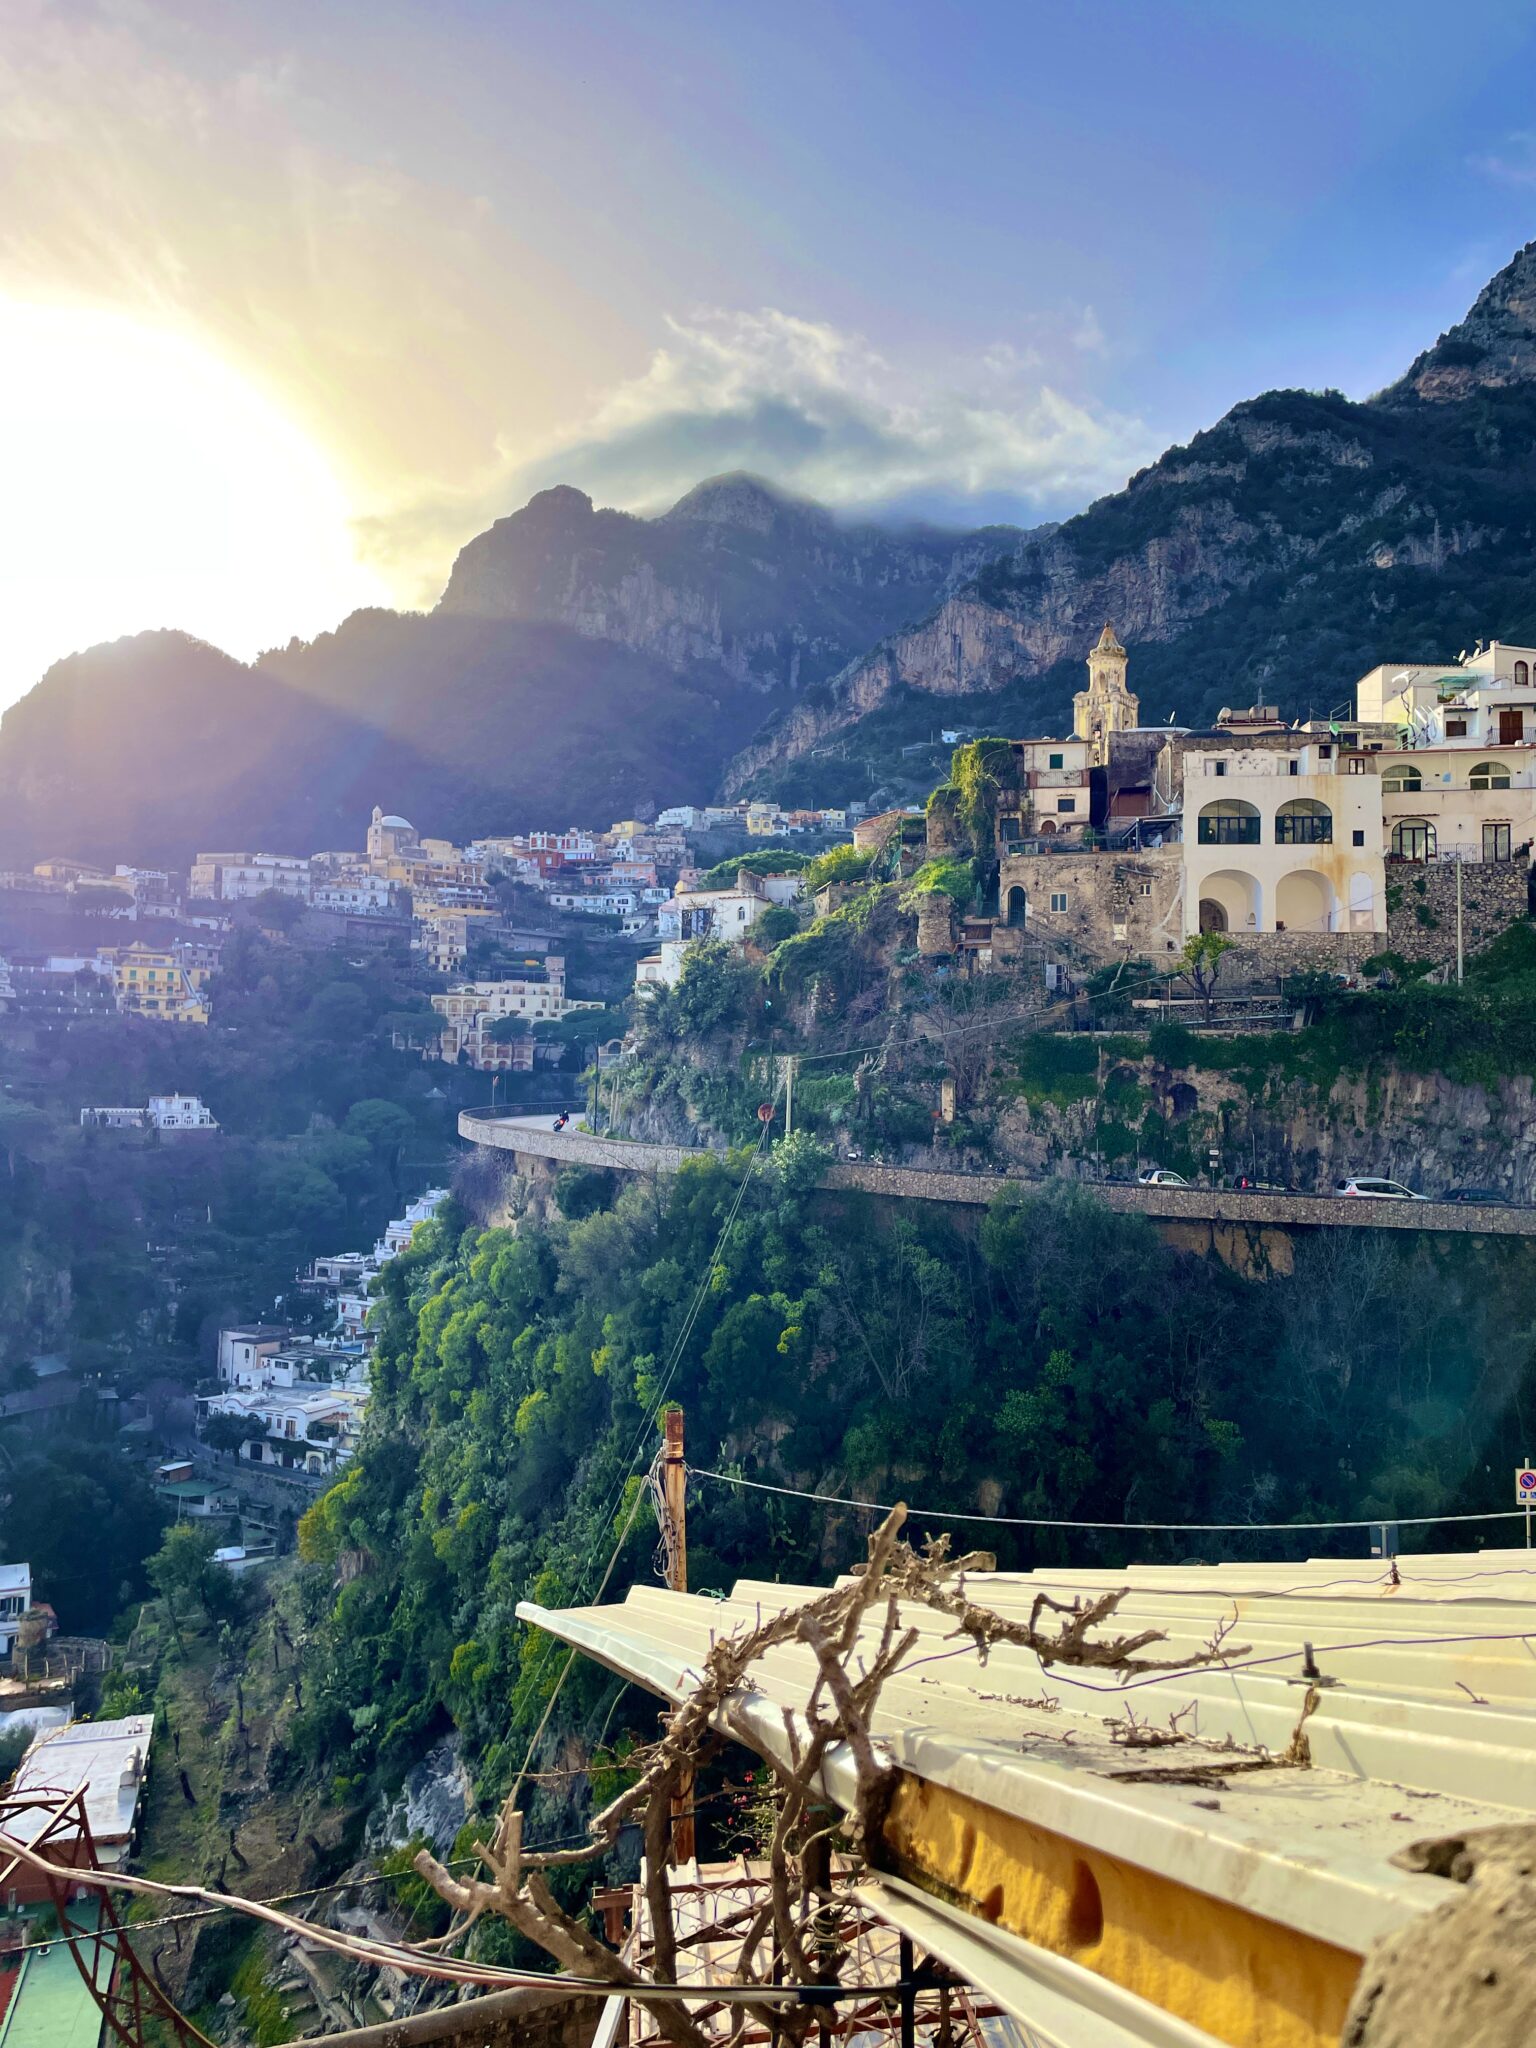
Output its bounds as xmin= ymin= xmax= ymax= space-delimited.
xmin=1385 ymin=859 xmax=1531 ymax=967
xmin=460 ymin=1115 xmax=1536 ymax=1239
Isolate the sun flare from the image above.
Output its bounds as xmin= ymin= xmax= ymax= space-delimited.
xmin=0 ymin=299 xmax=387 ymax=710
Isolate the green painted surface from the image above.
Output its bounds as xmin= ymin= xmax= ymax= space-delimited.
xmin=0 ymin=1905 xmax=110 ymax=2048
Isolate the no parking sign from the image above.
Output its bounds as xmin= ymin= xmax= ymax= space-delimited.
xmin=1519 ymin=1465 xmax=1536 ymax=1506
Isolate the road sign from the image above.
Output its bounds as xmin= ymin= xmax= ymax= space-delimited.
xmin=757 ymin=1103 xmax=776 ymax=1124
xmin=1518 ymin=1466 xmax=1536 ymax=1503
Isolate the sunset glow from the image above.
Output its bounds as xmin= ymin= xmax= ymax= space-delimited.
xmin=0 ymin=300 xmax=385 ymax=708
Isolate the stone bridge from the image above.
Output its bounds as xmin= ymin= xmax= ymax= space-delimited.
xmin=460 ymin=1112 xmax=1536 ymax=1276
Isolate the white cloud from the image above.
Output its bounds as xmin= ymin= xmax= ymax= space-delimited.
xmin=467 ymin=305 xmax=1154 ymax=536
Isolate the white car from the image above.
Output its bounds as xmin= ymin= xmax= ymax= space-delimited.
xmin=1332 ymin=1176 xmax=1425 ymax=1200
xmin=1136 ymin=1167 xmax=1190 ymax=1188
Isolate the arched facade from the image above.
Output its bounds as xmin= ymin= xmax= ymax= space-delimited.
xmin=1516 ymin=661 xmax=1529 ymax=687
xmin=1275 ymin=869 xmax=1336 ymax=934
xmin=1197 ymin=868 xmax=1262 ymax=932
xmin=1470 ymin=760 xmax=1511 ymax=789
xmin=1005 ymin=885 xmax=1027 ymax=927
xmin=1382 ymin=763 xmax=1421 ymax=793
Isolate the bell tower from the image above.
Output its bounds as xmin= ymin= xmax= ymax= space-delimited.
xmin=1073 ymin=622 xmax=1139 ymax=764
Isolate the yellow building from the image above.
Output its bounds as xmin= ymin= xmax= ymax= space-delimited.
xmin=111 ymin=943 xmax=210 ymax=1024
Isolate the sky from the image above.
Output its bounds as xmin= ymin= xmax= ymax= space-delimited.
xmin=2 ymin=0 xmax=1536 ymax=708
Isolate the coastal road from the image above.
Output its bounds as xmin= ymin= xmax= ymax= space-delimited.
xmin=460 ymin=1111 xmax=1536 ymax=1240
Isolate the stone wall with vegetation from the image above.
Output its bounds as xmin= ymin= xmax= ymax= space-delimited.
xmin=1385 ymin=859 xmax=1531 ymax=967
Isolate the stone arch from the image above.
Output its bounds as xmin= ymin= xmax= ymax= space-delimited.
xmin=1198 ymin=868 xmax=1261 ymax=932
xmin=1275 ymin=797 xmax=1332 ymax=844
xmin=1275 ymin=869 xmax=1336 ymax=935
xmin=1005 ymin=884 xmax=1027 ymax=927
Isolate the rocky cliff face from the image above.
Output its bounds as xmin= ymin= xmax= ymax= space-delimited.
xmin=996 ymin=1054 xmax=1536 ymax=1204
xmin=731 ymin=243 xmax=1536 ymax=785
xmin=438 ymin=472 xmax=1024 ymax=695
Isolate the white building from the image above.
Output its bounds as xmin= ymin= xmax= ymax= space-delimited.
xmin=148 ymin=1094 xmax=219 ymax=1131
xmin=1182 ymin=734 xmax=1386 ymax=937
xmin=546 ymin=889 xmax=641 ymax=918
xmin=636 ymin=870 xmax=803 ymax=990
xmin=216 ymin=1325 xmax=290 ymax=1387
xmin=80 ymin=1094 xmax=219 ymax=1132
xmin=312 ymin=875 xmax=398 ymax=915
xmin=1356 ymin=640 xmax=1536 ymax=745
xmin=0 ymin=1564 xmax=32 ymax=1660
xmin=189 ymin=853 xmax=311 ymax=903
xmin=200 ymin=1384 xmax=366 ymax=1474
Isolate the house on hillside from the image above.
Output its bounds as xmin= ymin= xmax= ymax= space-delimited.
xmin=636 ymin=868 xmax=804 ymax=990
xmin=7 ymin=1715 xmax=153 ymax=1900
xmin=0 ymin=1565 xmax=32 ymax=1662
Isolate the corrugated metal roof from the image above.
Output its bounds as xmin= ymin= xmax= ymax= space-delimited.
xmin=518 ymin=1548 xmax=1536 ymax=2042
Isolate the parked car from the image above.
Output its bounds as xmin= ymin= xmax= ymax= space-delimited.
xmin=1331 ymin=1176 xmax=1426 ymax=1200
xmin=1442 ymin=1187 xmax=1512 ymax=1206
xmin=1136 ymin=1167 xmax=1190 ymax=1188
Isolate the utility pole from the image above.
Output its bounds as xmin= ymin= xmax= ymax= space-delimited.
xmin=1456 ymin=859 xmax=1465 ymax=987
xmin=661 ymin=1407 xmax=695 ymax=1864
xmin=782 ymin=1054 xmax=796 ymax=1137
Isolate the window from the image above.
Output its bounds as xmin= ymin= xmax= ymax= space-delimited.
xmin=1048 ymin=751 xmax=1064 ymax=770
xmin=1382 ymin=762 xmax=1422 ymax=793
xmin=1516 ymin=661 xmax=1530 ymax=687
xmin=1319 ymin=744 xmax=1334 ymax=760
xmin=1288 ymin=758 xmax=1300 ymax=776
xmin=1470 ymin=760 xmax=1511 ymax=790
xmin=1347 ymin=754 xmax=1368 ymax=774
xmin=1446 ymin=718 xmax=1468 ymax=737
xmin=1352 ymin=829 xmax=1366 ymax=847
xmin=1207 ymin=757 xmax=1228 ymax=777
xmin=1049 ymin=891 xmax=1069 ymax=913
xmin=1139 ymin=881 xmax=1153 ymax=897
xmin=1484 ymin=822 xmax=1512 ymax=863
xmin=1056 ymin=797 xmax=1076 ymax=814
xmin=1277 ymin=790 xmax=1335 ymax=839
xmin=1390 ymin=819 xmax=1436 ymax=862
xmin=1197 ymin=799 xmax=1261 ymax=845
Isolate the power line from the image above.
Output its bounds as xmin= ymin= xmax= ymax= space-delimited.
xmin=688 ymin=1464 xmax=1530 ymax=1535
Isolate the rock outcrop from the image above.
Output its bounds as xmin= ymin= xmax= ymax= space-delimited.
xmin=438 ymin=471 xmax=1023 ymax=695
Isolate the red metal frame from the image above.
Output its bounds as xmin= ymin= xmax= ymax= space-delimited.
xmin=0 ymin=1786 xmax=214 ymax=2048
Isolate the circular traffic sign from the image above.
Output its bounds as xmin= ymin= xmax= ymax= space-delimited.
xmin=757 ymin=1103 xmax=776 ymax=1123
xmin=1519 ymin=1470 xmax=1536 ymax=1495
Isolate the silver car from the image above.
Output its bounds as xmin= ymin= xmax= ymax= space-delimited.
xmin=1332 ymin=1176 xmax=1425 ymax=1200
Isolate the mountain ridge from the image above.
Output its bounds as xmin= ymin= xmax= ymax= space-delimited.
xmin=7 ymin=245 xmax=1536 ymax=862
xmin=725 ymin=243 xmax=1536 ymax=785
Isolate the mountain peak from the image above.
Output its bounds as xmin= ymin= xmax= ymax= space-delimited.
xmin=1388 ymin=239 xmax=1536 ymax=404
xmin=662 ymin=472 xmax=818 ymax=534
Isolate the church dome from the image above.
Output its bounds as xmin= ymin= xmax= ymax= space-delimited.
xmin=377 ymin=815 xmax=414 ymax=829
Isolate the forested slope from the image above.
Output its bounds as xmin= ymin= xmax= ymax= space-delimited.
xmin=288 ymin=1149 xmax=1536 ymax=1839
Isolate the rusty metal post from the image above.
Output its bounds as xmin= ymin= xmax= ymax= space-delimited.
xmin=661 ymin=1407 xmax=695 ymax=1865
